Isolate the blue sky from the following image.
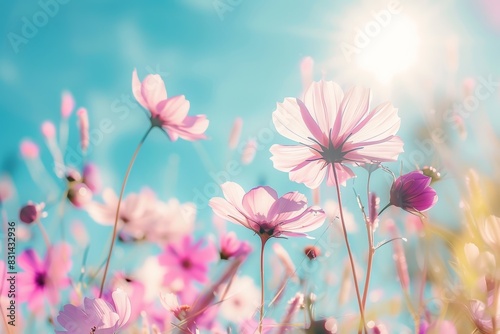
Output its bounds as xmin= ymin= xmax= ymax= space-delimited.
xmin=1 ymin=0 xmax=500 ymax=330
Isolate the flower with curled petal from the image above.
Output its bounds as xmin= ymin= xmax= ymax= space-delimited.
xmin=209 ymin=182 xmax=325 ymax=242
xmin=270 ymin=80 xmax=404 ymax=188
xmin=56 ymin=289 xmax=131 ymax=334
xmin=132 ymin=69 xmax=209 ymax=141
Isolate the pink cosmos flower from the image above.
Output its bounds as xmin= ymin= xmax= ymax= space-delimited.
xmin=219 ymin=276 xmax=260 ymax=323
xmin=389 ymin=171 xmax=438 ymax=213
xmin=219 ymin=231 xmax=252 ymax=260
xmin=56 ymin=289 xmax=131 ymax=334
xmin=209 ymin=182 xmax=325 ymax=241
xmin=145 ymin=198 xmax=196 ymax=245
xmin=158 ymin=235 xmax=217 ymax=287
xmin=132 ymin=69 xmax=209 ymax=141
xmin=270 ymin=80 xmax=403 ymax=188
xmin=86 ymin=188 xmax=157 ymax=241
xmin=18 ymin=243 xmax=72 ymax=313
xmin=469 ymin=298 xmax=500 ymax=333
xmin=103 ymin=273 xmax=146 ymax=326
xmin=87 ymin=188 xmax=195 ymax=243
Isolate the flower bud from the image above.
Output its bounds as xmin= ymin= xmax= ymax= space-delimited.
xmin=65 ymin=169 xmax=82 ymax=183
xmin=421 ymin=166 xmax=442 ymax=184
xmin=82 ymin=163 xmax=101 ymax=192
xmin=61 ymin=91 xmax=75 ymax=118
xmin=41 ymin=121 xmax=56 ymax=140
xmin=390 ymin=171 xmax=438 ymax=213
xmin=304 ymin=245 xmax=320 ymax=260
xmin=20 ymin=140 xmax=39 ymax=159
xmin=20 ymin=203 xmax=39 ymax=224
xmin=228 ymin=117 xmax=243 ymax=150
xmin=68 ymin=183 xmax=92 ymax=208
xmin=77 ymin=108 xmax=89 ymax=153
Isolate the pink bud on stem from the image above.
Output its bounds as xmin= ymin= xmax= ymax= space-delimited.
xmin=228 ymin=117 xmax=243 ymax=150
xmin=77 ymin=108 xmax=89 ymax=153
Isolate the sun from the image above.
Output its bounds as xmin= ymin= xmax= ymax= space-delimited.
xmin=355 ymin=15 xmax=420 ymax=84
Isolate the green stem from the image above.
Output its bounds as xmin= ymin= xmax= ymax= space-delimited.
xmin=98 ymin=126 xmax=153 ymax=297
xmin=332 ymin=166 xmax=366 ymax=334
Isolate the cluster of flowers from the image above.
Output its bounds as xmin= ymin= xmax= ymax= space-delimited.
xmin=7 ymin=59 xmax=480 ymax=334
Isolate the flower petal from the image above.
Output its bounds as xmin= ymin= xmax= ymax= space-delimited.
xmin=348 ymin=101 xmax=401 ymax=144
xmin=268 ymin=191 xmax=308 ymax=222
xmin=279 ymin=206 xmax=326 ymax=236
xmin=132 ymin=69 xmax=148 ymax=110
xmin=140 ymin=74 xmax=167 ymax=112
xmin=337 ymin=86 xmax=371 ymax=141
xmin=272 ymin=98 xmax=316 ymax=144
xmin=270 ymin=144 xmax=318 ymax=172
xmin=303 ymin=80 xmax=344 ymax=138
xmin=111 ymin=289 xmax=131 ymax=329
xmin=289 ymin=159 xmax=328 ymax=189
xmin=156 ymin=95 xmax=190 ymax=124
xmin=242 ymin=186 xmax=278 ymax=221
xmin=326 ymin=164 xmax=356 ymax=187
xmin=344 ymin=136 xmax=404 ymax=162
xmin=165 ymin=115 xmax=209 ymax=141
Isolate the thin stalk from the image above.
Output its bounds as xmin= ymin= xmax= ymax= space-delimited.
xmin=259 ymin=238 xmax=267 ymax=334
xmin=332 ymin=166 xmax=366 ymax=334
xmin=35 ymin=220 xmax=51 ymax=249
xmin=99 ymin=126 xmax=153 ymax=297
xmin=58 ymin=189 xmax=68 ymax=242
xmin=378 ymin=203 xmax=391 ymax=216
xmin=403 ymin=289 xmax=419 ymax=331
xmin=361 ymin=231 xmax=374 ymax=310
xmin=361 ymin=172 xmax=374 ymax=310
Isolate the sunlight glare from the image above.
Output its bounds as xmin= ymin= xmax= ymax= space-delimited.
xmin=356 ymin=16 xmax=420 ymax=84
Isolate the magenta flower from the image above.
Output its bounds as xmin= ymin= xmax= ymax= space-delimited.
xmin=158 ymin=235 xmax=217 ymax=287
xmin=132 ymin=69 xmax=209 ymax=141
xmin=389 ymin=171 xmax=438 ymax=213
xmin=219 ymin=231 xmax=252 ymax=260
xmin=18 ymin=243 xmax=72 ymax=313
xmin=270 ymin=80 xmax=403 ymax=188
xmin=209 ymin=182 xmax=325 ymax=241
xmin=56 ymin=289 xmax=131 ymax=334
